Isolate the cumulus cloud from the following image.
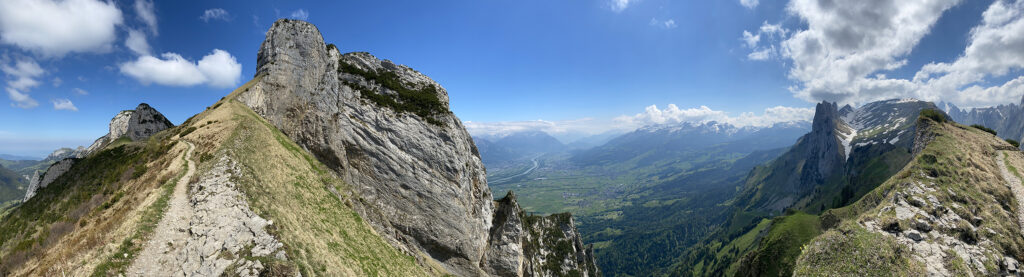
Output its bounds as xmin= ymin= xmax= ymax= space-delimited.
xmin=52 ymin=98 xmax=77 ymax=111
xmin=747 ymin=0 xmax=1024 ymax=108
xmin=72 ymin=88 xmax=88 ymax=95
xmin=614 ymin=104 xmax=814 ymax=128
xmin=609 ymin=0 xmax=636 ymax=12
xmin=120 ymin=49 xmax=241 ymax=88
xmin=6 ymin=88 xmax=37 ymax=108
xmin=51 ymin=77 xmax=61 ymax=87
xmin=290 ymin=9 xmax=309 ymax=20
xmin=742 ymin=22 xmax=787 ymax=60
xmin=134 ymin=0 xmax=157 ymax=35
xmin=125 ymin=29 xmax=150 ymax=56
xmin=200 ymin=8 xmax=230 ymax=22
xmin=0 ymin=0 xmax=123 ymax=57
xmin=740 ymin=0 xmax=759 ymax=9
xmin=911 ymin=0 xmax=1024 ymax=107
xmin=2 ymin=58 xmax=44 ymax=108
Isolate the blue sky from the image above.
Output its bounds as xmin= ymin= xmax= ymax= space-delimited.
xmin=2 ymin=0 xmax=1023 ymax=157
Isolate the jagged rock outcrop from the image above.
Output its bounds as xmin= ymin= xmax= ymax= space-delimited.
xmin=237 ymin=19 xmax=597 ymax=276
xmin=943 ymin=96 xmax=1024 ymax=148
xmin=735 ymin=99 xmax=939 ymax=214
xmin=483 ymin=192 xmax=600 ymax=277
xmin=23 ymin=103 xmax=173 ymax=202
xmin=85 ymin=103 xmax=174 ymax=155
xmin=43 ymin=146 xmax=86 ymax=160
xmin=22 ymin=158 xmax=74 ymax=202
xmin=807 ymin=101 xmax=848 ymax=183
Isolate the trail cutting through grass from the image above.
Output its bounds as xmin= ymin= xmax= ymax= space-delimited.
xmin=128 ymin=141 xmax=196 ymax=276
xmin=997 ymin=151 xmax=1024 ymax=230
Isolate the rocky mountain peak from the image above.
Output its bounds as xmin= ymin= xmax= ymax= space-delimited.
xmin=85 ymin=103 xmax=173 ymax=155
xmin=237 ymin=19 xmax=597 ymax=276
xmin=25 ymin=103 xmax=173 ymax=203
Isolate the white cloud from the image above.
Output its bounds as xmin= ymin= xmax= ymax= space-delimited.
xmin=465 ymin=118 xmax=616 ymax=138
xmin=649 ymin=18 xmax=677 ymax=29
xmin=134 ymin=0 xmax=157 ymax=35
xmin=740 ymin=0 xmax=759 ymax=9
xmin=2 ymin=58 xmax=44 ymax=108
xmin=746 ymin=0 xmax=1024 ymax=108
xmin=125 ymin=28 xmax=150 ymax=56
xmin=748 ymin=47 xmax=774 ymax=61
xmin=0 ymin=0 xmax=123 ymax=57
xmin=614 ymin=104 xmax=814 ymax=128
xmin=781 ymin=0 xmax=961 ymax=105
xmin=72 ymin=88 xmax=88 ymax=95
xmin=911 ymin=0 xmax=1024 ymax=107
xmin=6 ymin=87 xmax=37 ymax=108
xmin=742 ymin=21 xmax=787 ymax=60
xmin=120 ymin=49 xmax=241 ymax=88
xmin=659 ymin=19 xmax=675 ymax=28
xmin=200 ymin=8 xmax=230 ymax=22
xmin=196 ymin=49 xmax=242 ymax=87
xmin=467 ymin=104 xmax=814 ymax=140
xmin=609 ymin=0 xmax=636 ymax=12
xmin=290 ymin=9 xmax=309 ymax=20
xmin=742 ymin=30 xmax=760 ymax=48
xmin=52 ymin=98 xmax=77 ymax=111
xmin=51 ymin=77 xmax=61 ymax=87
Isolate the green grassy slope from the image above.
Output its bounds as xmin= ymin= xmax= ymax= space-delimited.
xmin=796 ymin=117 xmax=1024 ymax=275
xmin=0 ymin=165 xmax=24 ymax=208
xmin=181 ymin=90 xmax=435 ymax=276
xmin=0 ymin=129 xmax=180 ymax=275
xmin=0 ymin=78 xmax=436 ymax=275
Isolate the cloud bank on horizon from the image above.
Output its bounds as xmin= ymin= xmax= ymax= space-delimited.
xmin=465 ymin=104 xmax=814 ymax=139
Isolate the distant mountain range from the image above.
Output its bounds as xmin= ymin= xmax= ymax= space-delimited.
xmin=942 ymin=97 xmax=1024 ymax=146
xmin=0 ymin=154 xmax=40 ymax=161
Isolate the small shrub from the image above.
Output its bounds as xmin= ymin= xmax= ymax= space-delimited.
xmin=338 ymin=60 xmax=448 ymax=126
xmin=179 ymin=126 xmax=197 ymax=137
xmin=970 ymin=124 xmax=997 ymax=136
xmin=1007 ymin=139 xmax=1020 ymax=148
xmin=920 ymin=154 xmax=937 ymax=164
xmin=919 ymin=109 xmax=947 ymax=123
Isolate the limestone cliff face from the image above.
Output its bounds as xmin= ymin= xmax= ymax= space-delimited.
xmin=86 ymin=103 xmax=174 ymax=155
xmin=805 ymin=101 xmax=848 ymax=186
xmin=24 ymin=103 xmax=173 ymax=203
xmin=485 ymin=192 xmax=601 ymax=277
xmin=237 ymin=19 xmax=597 ymax=276
xmin=21 ymin=159 xmax=73 ymax=202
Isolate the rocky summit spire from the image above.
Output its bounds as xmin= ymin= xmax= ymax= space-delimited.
xmin=84 ymin=103 xmax=174 ymax=155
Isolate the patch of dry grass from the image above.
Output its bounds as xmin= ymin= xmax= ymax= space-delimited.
xmin=0 ymin=131 xmax=188 ymax=276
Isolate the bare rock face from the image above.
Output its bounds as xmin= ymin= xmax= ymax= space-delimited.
xmin=22 ymin=158 xmax=74 ymax=202
xmin=237 ymin=19 xmax=597 ymax=276
xmin=484 ymin=192 xmax=601 ymax=277
xmin=85 ymin=103 xmax=174 ymax=155
xmin=24 ymin=103 xmax=173 ymax=203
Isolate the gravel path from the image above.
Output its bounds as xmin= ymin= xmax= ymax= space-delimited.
xmin=997 ymin=151 xmax=1024 ymax=230
xmin=128 ymin=141 xmax=196 ymax=276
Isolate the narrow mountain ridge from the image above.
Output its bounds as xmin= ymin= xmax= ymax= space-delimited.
xmin=796 ymin=113 xmax=1024 ymax=276
xmin=237 ymin=19 xmax=598 ymax=276
xmin=0 ymin=18 xmax=597 ymax=277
